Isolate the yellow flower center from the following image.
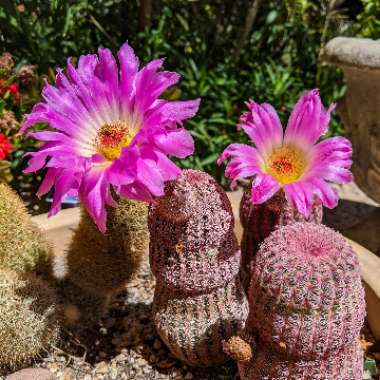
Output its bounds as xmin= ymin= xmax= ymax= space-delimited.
xmin=265 ymin=145 xmax=307 ymax=185
xmin=96 ymin=121 xmax=135 ymax=161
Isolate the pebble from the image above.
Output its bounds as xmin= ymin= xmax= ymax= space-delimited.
xmin=95 ymin=362 xmax=109 ymax=374
xmin=6 ymin=368 xmax=57 ymax=380
xmin=8 ymin=259 xmax=243 ymax=379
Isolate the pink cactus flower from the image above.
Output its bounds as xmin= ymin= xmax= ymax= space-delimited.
xmin=218 ymin=89 xmax=352 ymax=217
xmin=21 ymin=42 xmax=200 ymax=232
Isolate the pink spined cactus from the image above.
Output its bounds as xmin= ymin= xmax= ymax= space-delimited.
xmin=149 ymin=169 xmax=248 ymax=366
xmin=238 ymin=340 xmax=363 ymax=380
xmin=239 ymin=188 xmax=322 ymax=288
xmin=225 ymin=222 xmax=365 ymax=380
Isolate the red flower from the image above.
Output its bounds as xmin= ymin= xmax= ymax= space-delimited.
xmin=0 ymin=80 xmax=21 ymax=102
xmin=7 ymin=83 xmax=21 ymax=102
xmin=0 ymin=133 xmax=12 ymax=160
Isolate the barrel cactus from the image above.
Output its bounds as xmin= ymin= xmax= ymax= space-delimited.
xmin=239 ymin=187 xmax=322 ymax=288
xmin=149 ymin=169 xmax=248 ymax=367
xmin=0 ymin=182 xmax=52 ymax=275
xmin=58 ymin=198 xmax=148 ymax=325
xmin=65 ymin=199 xmax=148 ymax=297
xmin=0 ymin=269 xmax=59 ymax=370
xmin=225 ymin=222 xmax=365 ymax=380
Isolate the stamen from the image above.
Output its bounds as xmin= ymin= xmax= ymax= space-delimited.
xmin=96 ymin=121 xmax=135 ymax=161
xmin=265 ymin=145 xmax=306 ymax=185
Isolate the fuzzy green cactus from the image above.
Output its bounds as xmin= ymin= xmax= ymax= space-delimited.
xmin=0 ymin=182 xmax=52 ymax=275
xmin=0 ymin=269 xmax=59 ymax=370
xmin=58 ymin=198 xmax=149 ymax=324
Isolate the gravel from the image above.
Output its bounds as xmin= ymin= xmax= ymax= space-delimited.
xmin=29 ymin=259 xmax=237 ymax=380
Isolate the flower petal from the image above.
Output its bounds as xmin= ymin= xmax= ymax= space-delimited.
xmin=218 ymin=143 xmax=264 ymax=188
xmin=284 ymin=89 xmax=335 ymax=147
xmin=136 ymin=157 xmax=165 ymax=197
xmin=80 ymin=167 xmax=109 ymax=233
xmin=152 ymin=128 xmax=194 ymax=158
xmin=238 ymin=100 xmax=283 ymax=157
xmin=283 ymin=182 xmax=314 ymax=218
xmin=309 ymin=178 xmax=339 ymax=209
xmin=306 ymin=136 xmax=353 ymax=184
xmin=251 ymin=173 xmax=280 ymax=204
xmin=118 ymin=41 xmax=139 ymax=116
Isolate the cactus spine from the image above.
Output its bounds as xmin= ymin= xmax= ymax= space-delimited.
xmin=149 ymin=169 xmax=248 ymax=367
xmin=59 ymin=198 xmax=149 ymax=324
xmin=0 ymin=269 xmax=59 ymax=371
xmin=0 ymin=183 xmax=60 ymax=370
xmin=226 ymin=222 xmax=365 ymax=380
xmin=239 ymin=186 xmax=323 ymax=288
xmin=0 ymin=182 xmax=52 ymax=275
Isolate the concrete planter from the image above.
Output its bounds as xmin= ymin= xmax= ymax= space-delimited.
xmin=32 ymin=191 xmax=380 ymax=340
xmin=323 ymin=37 xmax=380 ymax=204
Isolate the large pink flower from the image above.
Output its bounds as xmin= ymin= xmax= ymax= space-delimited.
xmin=21 ymin=42 xmax=200 ymax=232
xmin=218 ymin=89 xmax=352 ymax=217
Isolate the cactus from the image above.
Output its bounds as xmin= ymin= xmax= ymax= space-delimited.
xmin=57 ymin=198 xmax=148 ymax=324
xmin=0 ymin=269 xmax=59 ymax=370
xmin=225 ymin=222 xmax=365 ymax=380
xmin=0 ymin=182 xmax=52 ymax=275
xmin=149 ymin=169 xmax=248 ymax=367
xmin=239 ymin=187 xmax=323 ymax=288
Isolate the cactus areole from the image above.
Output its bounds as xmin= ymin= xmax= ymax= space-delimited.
xmin=228 ymin=222 xmax=365 ymax=380
xmin=149 ymin=170 xmax=248 ymax=367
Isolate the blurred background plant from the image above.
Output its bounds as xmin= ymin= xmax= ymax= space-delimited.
xmin=0 ymin=50 xmax=49 ymax=209
xmin=0 ymin=0 xmax=371 ymax=193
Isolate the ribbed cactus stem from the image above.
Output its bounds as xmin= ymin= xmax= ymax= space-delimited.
xmin=239 ymin=186 xmax=323 ymax=288
xmin=235 ymin=222 xmax=365 ymax=380
xmin=149 ymin=169 xmax=248 ymax=367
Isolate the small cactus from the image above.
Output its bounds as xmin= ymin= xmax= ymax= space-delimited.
xmin=58 ymin=198 xmax=148 ymax=324
xmin=0 ymin=182 xmax=52 ymax=275
xmin=149 ymin=169 xmax=248 ymax=367
xmin=237 ymin=341 xmax=363 ymax=380
xmin=239 ymin=187 xmax=323 ymax=288
xmin=227 ymin=222 xmax=365 ymax=380
xmin=0 ymin=269 xmax=59 ymax=370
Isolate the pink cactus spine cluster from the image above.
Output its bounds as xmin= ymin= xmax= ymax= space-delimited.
xmin=239 ymin=187 xmax=323 ymax=288
xmin=149 ymin=169 xmax=248 ymax=367
xmin=236 ymin=222 xmax=365 ymax=380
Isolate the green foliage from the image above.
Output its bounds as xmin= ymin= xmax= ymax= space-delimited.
xmin=0 ymin=0 xmax=369 ymax=184
xmin=357 ymin=0 xmax=380 ymax=38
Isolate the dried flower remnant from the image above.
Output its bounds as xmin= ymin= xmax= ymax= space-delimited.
xmin=17 ymin=64 xmax=36 ymax=86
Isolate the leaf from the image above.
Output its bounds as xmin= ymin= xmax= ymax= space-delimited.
xmin=364 ymin=356 xmax=377 ymax=376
